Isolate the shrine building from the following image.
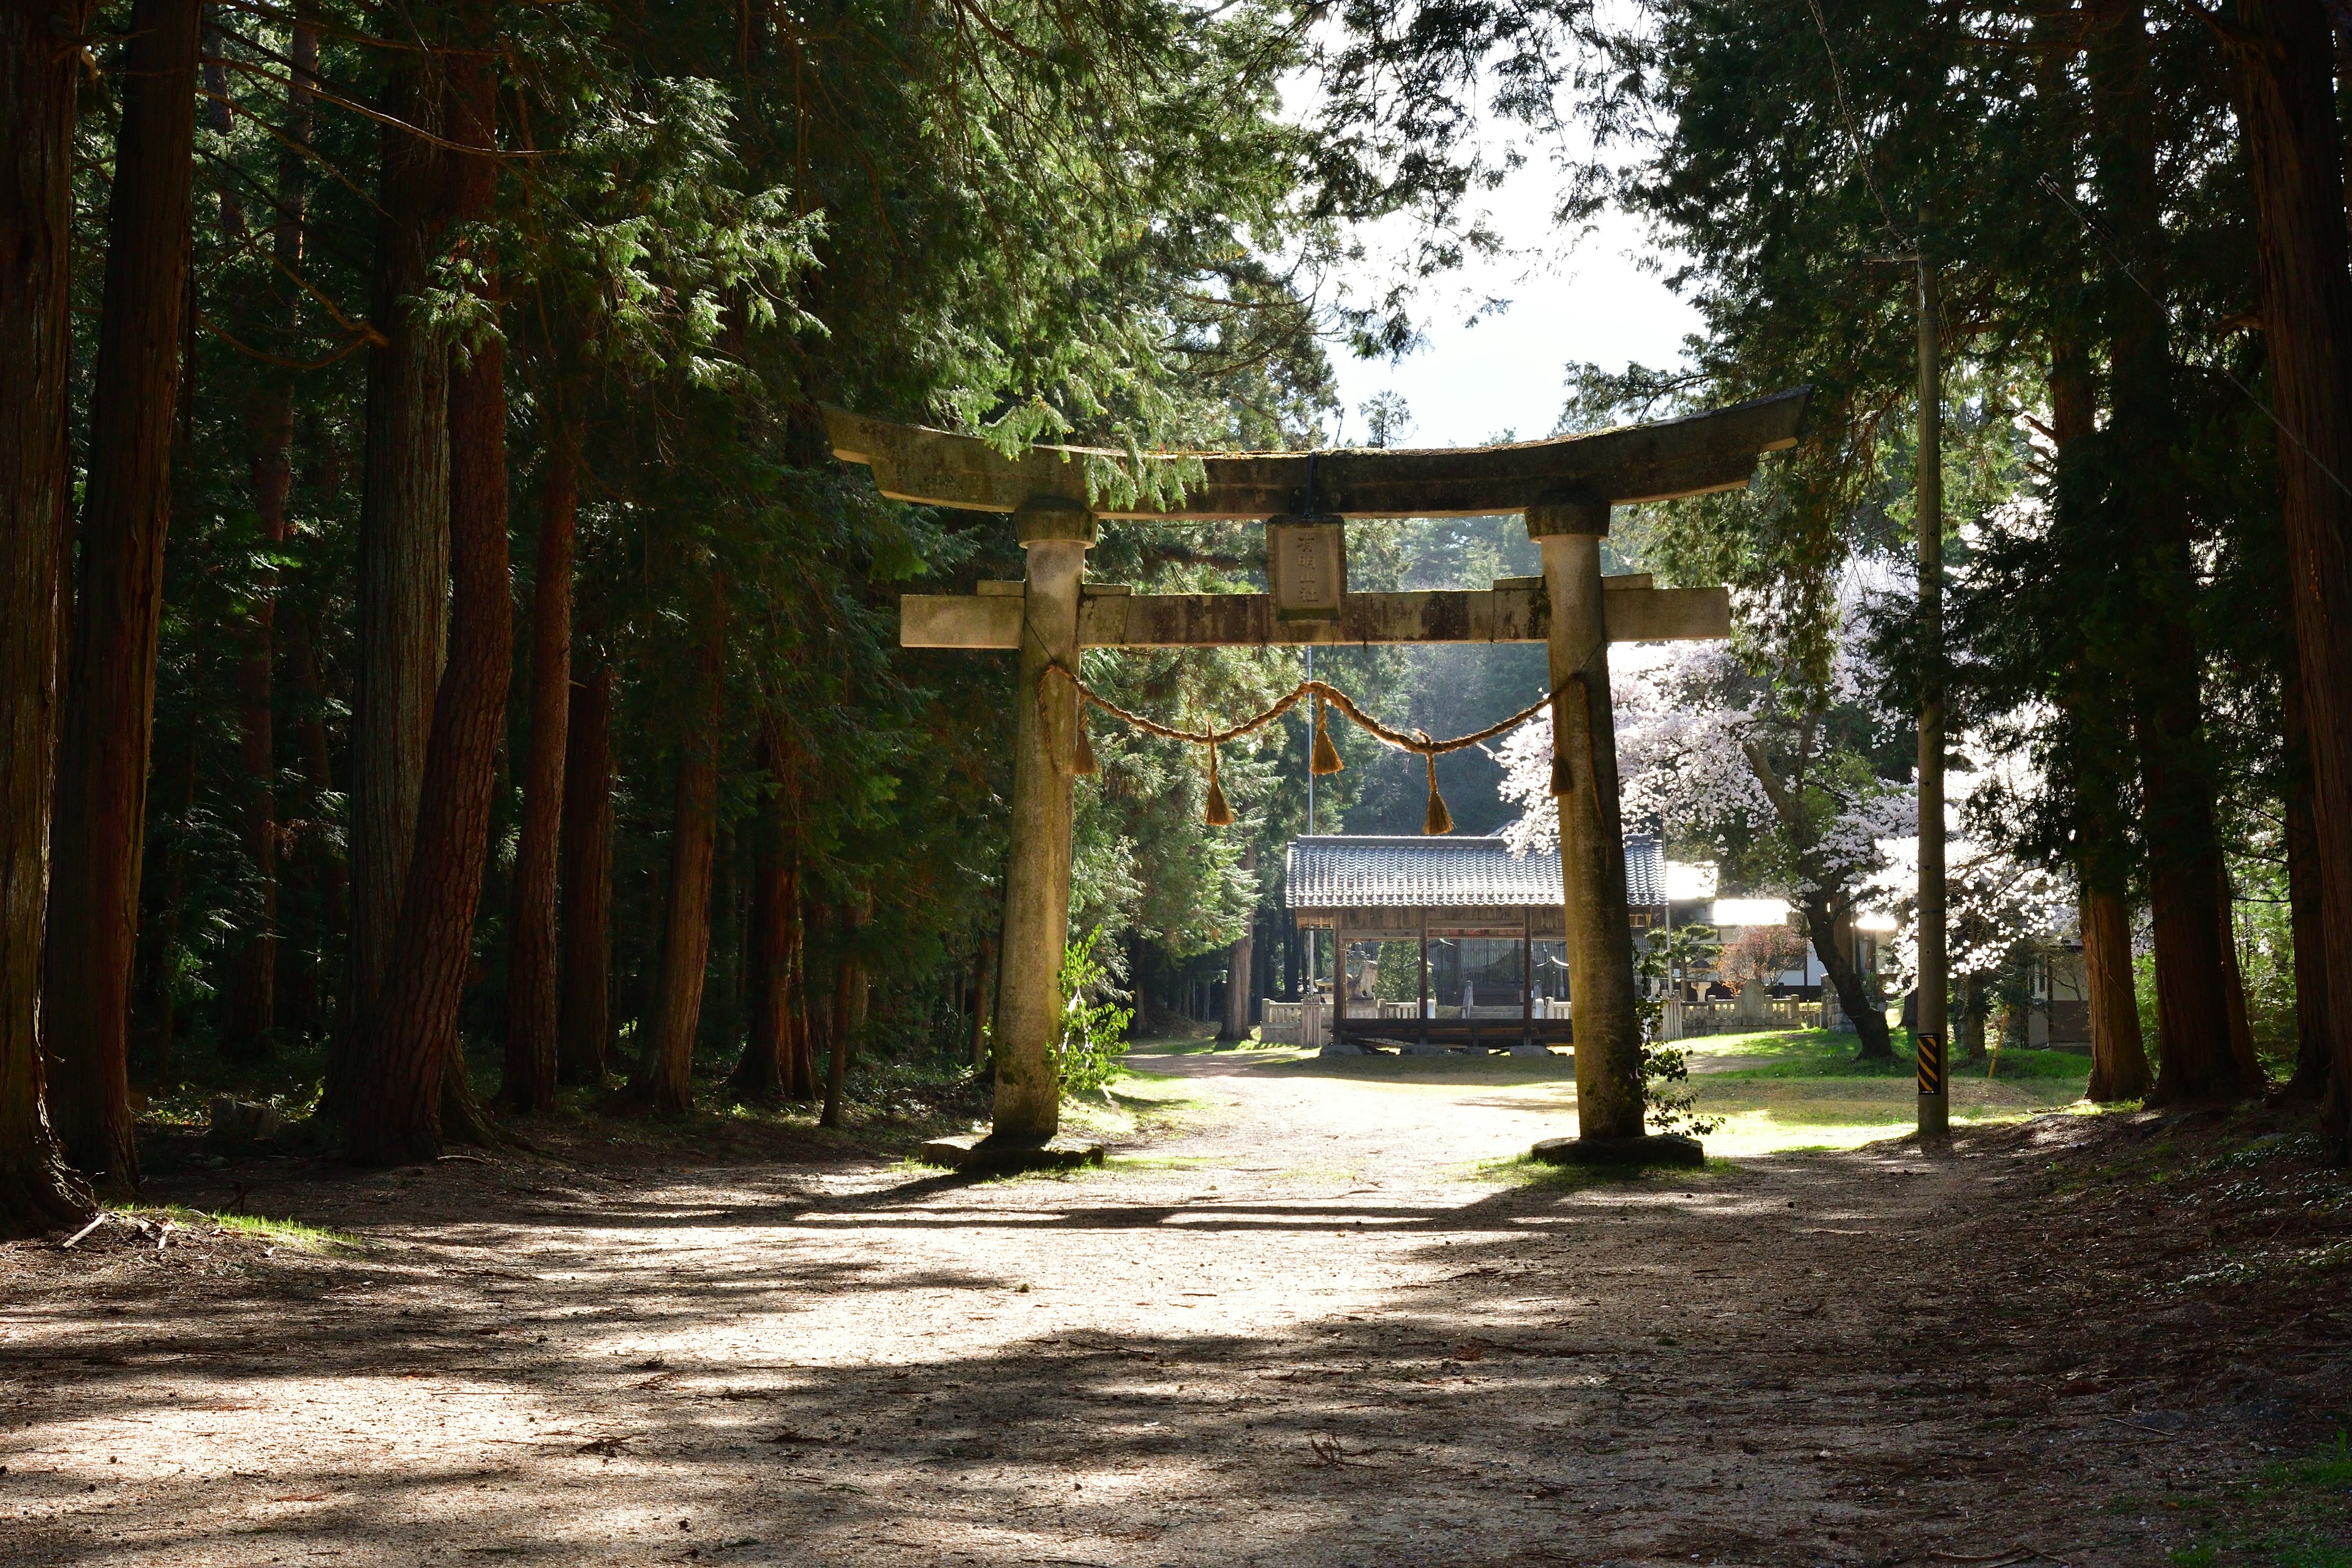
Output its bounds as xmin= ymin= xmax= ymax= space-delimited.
xmin=1285 ymin=834 xmax=1669 ymax=1053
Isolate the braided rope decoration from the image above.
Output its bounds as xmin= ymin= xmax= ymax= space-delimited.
xmin=1044 ymin=663 xmax=1589 ymax=834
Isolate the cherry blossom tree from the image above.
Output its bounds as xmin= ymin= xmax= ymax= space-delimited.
xmin=1501 ymin=592 xmax=1912 ymax=1058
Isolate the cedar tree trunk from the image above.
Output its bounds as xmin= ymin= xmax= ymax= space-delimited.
xmin=499 ymin=441 xmax=575 ymax=1112
xmin=2082 ymin=890 xmax=2152 ymax=1101
xmin=2280 ymin=662 xmax=2332 ymax=1101
xmin=342 ymin=53 xmax=450 ymax=1058
xmin=820 ymin=902 xmax=857 ymax=1128
xmin=342 ymin=47 xmax=509 ymax=1164
xmin=0 ymin=0 xmax=100 ymax=1235
xmin=2225 ymin=0 xmax=2352 ymax=1151
xmin=557 ymin=659 xmax=615 ymax=1084
xmin=729 ymin=725 xmax=798 ymax=1103
xmin=2086 ymin=0 xmax=2258 ymax=1104
xmin=42 ymin=0 xmax=202 ymax=1186
xmin=635 ymin=612 xmax=723 ymax=1114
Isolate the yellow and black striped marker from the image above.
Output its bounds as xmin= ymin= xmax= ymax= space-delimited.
xmin=1916 ymin=1031 xmax=1945 ymax=1097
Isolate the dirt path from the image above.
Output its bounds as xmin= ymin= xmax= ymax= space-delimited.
xmin=4 ymin=1050 xmax=2346 ymax=1567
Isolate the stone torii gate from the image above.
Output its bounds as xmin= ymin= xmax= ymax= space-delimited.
xmin=826 ymin=390 xmax=1807 ymax=1170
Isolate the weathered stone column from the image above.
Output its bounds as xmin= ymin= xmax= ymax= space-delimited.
xmin=1531 ymin=495 xmax=1646 ymax=1145
xmin=989 ymin=495 xmax=1097 ymax=1144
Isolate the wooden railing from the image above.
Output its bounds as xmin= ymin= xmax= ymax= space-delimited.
xmin=1260 ymin=998 xmax=1327 ymax=1047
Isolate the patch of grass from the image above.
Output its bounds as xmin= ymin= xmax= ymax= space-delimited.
xmin=2163 ymin=1434 xmax=2352 ymax=1567
xmin=108 ymin=1202 xmax=361 ymax=1254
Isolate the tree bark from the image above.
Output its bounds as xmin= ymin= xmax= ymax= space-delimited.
xmin=342 ymin=43 xmax=510 ymax=1165
xmin=341 ymin=50 xmax=450 ymax=1072
xmin=2081 ymin=889 xmax=2152 ymax=1101
xmin=2223 ymin=0 xmax=2352 ymax=1153
xmin=0 ymin=0 xmax=100 ymax=1236
xmin=2280 ymin=658 xmax=2332 ymax=1102
xmin=820 ymin=901 xmax=858 ymax=1128
xmin=499 ymin=440 xmax=575 ymax=1113
xmin=729 ymin=723 xmax=798 ymax=1104
xmin=1219 ymin=849 xmax=1256 ymax=1041
xmin=557 ymin=658 xmax=615 ymax=1085
xmin=1800 ymin=890 xmax=1892 ymax=1060
xmin=635 ymin=608 xmax=724 ymax=1114
xmin=42 ymin=0 xmax=203 ymax=1187
xmin=2084 ymin=0 xmax=2258 ymax=1106
xmin=970 ymin=933 xmax=998 ymax=1070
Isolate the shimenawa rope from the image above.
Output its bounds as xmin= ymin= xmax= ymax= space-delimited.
xmin=1044 ymin=663 xmax=1590 ymax=835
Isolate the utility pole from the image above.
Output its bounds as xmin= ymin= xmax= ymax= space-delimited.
xmin=1915 ymin=245 xmax=1950 ymax=1138
xmin=1303 ymin=644 xmax=1316 ymax=1003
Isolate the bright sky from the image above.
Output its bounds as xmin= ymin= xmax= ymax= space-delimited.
xmin=1322 ymin=157 xmax=1706 ymax=450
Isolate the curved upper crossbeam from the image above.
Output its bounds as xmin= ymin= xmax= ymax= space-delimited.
xmin=824 ymin=387 xmax=1810 ymax=522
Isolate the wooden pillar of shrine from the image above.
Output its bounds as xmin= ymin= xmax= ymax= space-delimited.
xmin=1530 ymin=494 xmax=1646 ymax=1142
xmin=990 ymin=495 xmax=1097 ymax=1143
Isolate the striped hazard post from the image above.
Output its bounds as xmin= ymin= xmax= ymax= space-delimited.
xmin=1917 ymin=1030 xmax=1948 ymax=1136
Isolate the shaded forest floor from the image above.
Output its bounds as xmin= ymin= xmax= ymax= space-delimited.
xmin=4 ymin=1041 xmax=2349 ymax=1567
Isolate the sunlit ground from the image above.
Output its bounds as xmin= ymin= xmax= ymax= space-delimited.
xmin=1144 ymin=1022 xmax=2101 ymax=1160
xmin=1684 ymin=1027 xmax=2094 ymax=1155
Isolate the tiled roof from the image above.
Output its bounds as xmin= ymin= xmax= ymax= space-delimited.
xmin=1287 ymin=834 xmax=1666 ymax=909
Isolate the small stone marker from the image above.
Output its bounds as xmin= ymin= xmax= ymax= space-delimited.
xmin=920 ymin=1133 xmax=1105 ymax=1174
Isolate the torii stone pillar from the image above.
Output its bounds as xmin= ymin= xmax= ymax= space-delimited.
xmin=986 ymin=495 xmax=1098 ymax=1152
xmin=1529 ymin=495 xmax=1693 ymax=1163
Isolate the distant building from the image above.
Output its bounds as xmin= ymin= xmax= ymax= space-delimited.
xmin=1280 ymin=833 xmax=1668 ymax=1052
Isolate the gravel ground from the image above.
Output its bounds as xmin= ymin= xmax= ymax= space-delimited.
xmin=3 ymin=1046 xmax=2347 ymax=1567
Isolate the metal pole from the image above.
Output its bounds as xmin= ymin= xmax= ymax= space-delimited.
xmin=1916 ymin=249 xmax=1950 ymax=1138
xmin=1304 ymin=644 xmax=1315 ymax=1014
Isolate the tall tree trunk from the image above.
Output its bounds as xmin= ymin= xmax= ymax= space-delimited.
xmin=342 ymin=42 xmax=510 ymax=1165
xmin=0 ymin=0 xmax=100 ymax=1236
xmin=1219 ymin=848 xmax=1256 ymax=1042
xmin=970 ymin=932 xmax=998 ymax=1070
xmin=2049 ymin=322 xmax=2153 ymax=1103
xmin=820 ymin=902 xmax=857 ymax=1128
xmin=499 ymin=441 xmax=575 ymax=1113
xmin=557 ymin=659 xmax=615 ymax=1084
xmin=729 ymin=724 xmax=798 ymax=1104
xmin=340 ymin=50 xmax=450 ymax=1087
xmin=635 ymin=609 xmax=723 ymax=1114
xmin=2081 ymin=890 xmax=2152 ymax=1101
xmin=2280 ymin=660 xmax=2332 ymax=1102
xmin=2223 ymin=0 xmax=2352 ymax=1153
xmin=220 ymin=17 xmax=313 ymax=1058
xmin=801 ymin=913 xmax=832 ymax=1109
xmin=2085 ymin=0 xmax=2257 ymax=1105
xmin=42 ymin=0 xmax=202 ymax=1187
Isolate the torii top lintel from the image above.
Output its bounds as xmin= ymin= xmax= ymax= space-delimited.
xmin=823 ymin=387 xmax=1810 ymax=522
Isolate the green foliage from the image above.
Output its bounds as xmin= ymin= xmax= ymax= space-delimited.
xmin=1637 ymin=1039 xmax=1722 ymax=1140
xmin=1058 ymin=930 xmax=1133 ymax=1101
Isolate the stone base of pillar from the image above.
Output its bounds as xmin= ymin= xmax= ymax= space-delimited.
xmin=920 ymin=1131 xmax=1107 ymax=1174
xmin=1529 ymin=1133 xmax=1705 ymax=1169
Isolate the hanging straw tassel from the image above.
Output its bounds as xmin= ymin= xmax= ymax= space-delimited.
xmin=1421 ymin=751 xmax=1454 ymax=835
xmin=1072 ymin=713 xmax=1098 ymax=775
xmin=1204 ymin=743 xmax=1235 ymax=827
xmin=1550 ymin=752 xmax=1573 ymax=797
xmin=1310 ymin=694 xmax=1344 ymax=776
